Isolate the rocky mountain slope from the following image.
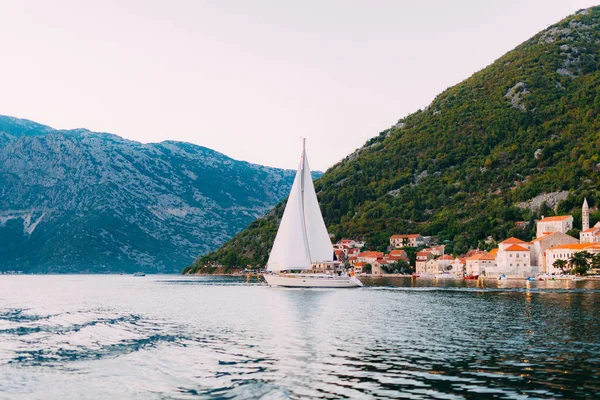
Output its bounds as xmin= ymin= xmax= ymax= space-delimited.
xmin=0 ymin=116 xmax=305 ymax=273
xmin=188 ymin=6 xmax=600 ymax=271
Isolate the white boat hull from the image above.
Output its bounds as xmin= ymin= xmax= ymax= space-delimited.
xmin=263 ymin=273 xmax=363 ymax=288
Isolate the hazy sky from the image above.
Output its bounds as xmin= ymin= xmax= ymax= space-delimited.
xmin=0 ymin=1 xmax=597 ymax=170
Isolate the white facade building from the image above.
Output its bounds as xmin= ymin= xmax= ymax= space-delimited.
xmin=580 ymin=224 xmax=600 ymax=243
xmin=390 ymin=234 xmax=424 ymax=248
xmin=465 ymin=253 xmax=496 ymax=276
xmin=495 ymin=238 xmax=533 ymax=277
xmin=536 ymin=215 xmax=573 ymax=238
xmin=529 ymin=232 xmax=579 ymax=272
xmin=545 ymin=243 xmax=600 ymax=275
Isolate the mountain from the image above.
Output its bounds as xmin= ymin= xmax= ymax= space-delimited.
xmin=0 ymin=115 xmax=314 ymax=273
xmin=186 ymin=6 xmax=600 ymax=272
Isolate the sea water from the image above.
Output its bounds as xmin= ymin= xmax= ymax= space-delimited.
xmin=0 ymin=275 xmax=599 ymax=399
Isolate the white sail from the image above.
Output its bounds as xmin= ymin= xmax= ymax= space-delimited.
xmin=266 ymin=157 xmax=312 ymax=271
xmin=301 ymin=147 xmax=334 ymax=263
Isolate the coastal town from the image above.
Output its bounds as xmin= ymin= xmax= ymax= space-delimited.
xmin=335 ymin=199 xmax=600 ymax=279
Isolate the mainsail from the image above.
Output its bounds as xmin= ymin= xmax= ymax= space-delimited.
xmin=266 ymin=140 xmax=334 ymax=271
xmin=301 ymin=145 xmax=334 ymax=263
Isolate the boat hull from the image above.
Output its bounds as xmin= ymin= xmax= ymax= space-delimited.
xmin=263 ymin=273 xmax=363 ymax=288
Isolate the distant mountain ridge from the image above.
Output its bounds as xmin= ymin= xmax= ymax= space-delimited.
xmin=0 ymin=115 xmax=311 ymax=273
xmin=187 ymin=6 xmax=600 ymax=271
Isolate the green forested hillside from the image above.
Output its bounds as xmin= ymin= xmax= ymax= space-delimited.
xmin=184 ymin=7 xmax=600 ymax=273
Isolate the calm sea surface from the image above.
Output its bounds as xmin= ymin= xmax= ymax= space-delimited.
xmin=0 ymin=275 xmax=599 ymax=399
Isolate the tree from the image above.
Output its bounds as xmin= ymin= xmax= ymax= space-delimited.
xmin=382 ymin=260 xmax=411 ymax=274
xmin=364 ymin=263 xmax=372 ymax=274
xmin=553 ymin=259 xmax=567 ymax=274
xmin=396 ymin=260 xmax=411 ymax=274
xmin=569 ymin=251 xmax=592 ymax=275
xmin=591 ymin=253 xmax=600 ymax=272
xmin=566 ymin=228 xmax=581 ymax=239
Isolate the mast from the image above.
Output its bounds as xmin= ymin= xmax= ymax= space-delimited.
xmin=301 ymin=138 xmax=306 ymax=206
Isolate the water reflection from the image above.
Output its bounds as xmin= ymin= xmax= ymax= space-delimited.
xmin=0 ymin=275 xmax=599 ymax=399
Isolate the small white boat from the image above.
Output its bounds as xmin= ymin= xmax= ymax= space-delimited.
xmin=263 ymin=139 xmax=362 ymax=288
xmin=133 ymin=272 xmax=146 ymax=277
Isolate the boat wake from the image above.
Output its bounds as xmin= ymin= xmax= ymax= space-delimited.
xmin=0 ymin=308 xmax=185 ymax=367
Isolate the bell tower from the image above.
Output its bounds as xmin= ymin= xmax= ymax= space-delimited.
xmin=582 ymin=198 xmax=589 ymax=232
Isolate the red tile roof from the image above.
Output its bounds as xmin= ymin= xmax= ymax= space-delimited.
xmin=466 ymin=253 xmax=496 ymax=261
xmin=549 ymin=243 xmax=600 ymax=251
xmin=539 ymin=215 xmax=571 ymax=222
xmin=390 ymin=234 xmax=421 ymax=239
xmin=582 ymin=227 xmax=600 ymax=233
xmin=358 ymin=251 xmax=384 ymax=258
xmin=505 ymin=244 xmax=529 ymax=252
xmin=530 ymin=232 xmax=559 ymax=242
xmin=500 ymin=237 xmax=526 ymax=244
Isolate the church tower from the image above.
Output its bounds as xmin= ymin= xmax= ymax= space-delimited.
xmin=582 ymin=198 xmax=590 ymax=232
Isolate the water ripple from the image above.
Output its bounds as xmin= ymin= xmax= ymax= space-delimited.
xmin=0 ymin=275 xmax=599 ymax=399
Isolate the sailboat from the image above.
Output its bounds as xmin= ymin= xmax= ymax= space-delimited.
xmin=263 ymin=139 xmax=363 ymax=288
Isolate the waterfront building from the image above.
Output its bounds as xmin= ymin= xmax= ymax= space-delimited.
xmin=372 ymin=258 xmax=389 ymax=276
xmin=424 ymin=259 xmax=439 ymax=274
xmin=390 ymin=234 xmax=424 ymax=248
xmin=436 ymin=254 xmax=454 ymax=272
xmin=384 ymin=250 xmax=409 ymax=264
xmin=465 ymin=253 xmax=496 ymax=276
xmin=424 ymin=245 xmax=445 ymax=256
xmin=529 ymin=232 xmax=579 ymax=272
xmin=495 ymin=238 xmax=532 ymax=277
xmin=357 ymin=251 xmax=384 ymax=264
xmin=498 ymin=237 xmax=529 ymax=251
xmin=536 ymin=215 xmax=573 ymax=238
xmin=353 ymin=262 xmax=366 ymax=274
xmin=415 ymin=251 xmax=434 ymax=274
xmin=545 ymin=243 xmax=600 ymax=275
xmin=451 ymin=257 xmax=466 ymax=275
xmin=580 ymin=224 xmax=600 ymax=243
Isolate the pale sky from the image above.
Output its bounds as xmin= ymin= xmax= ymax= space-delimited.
xmin=0 ymin=1 xmax=597 ymax=170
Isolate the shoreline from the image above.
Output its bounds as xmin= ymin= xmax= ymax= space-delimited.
xmin=186 ymin=272 xmax=600 ymax=281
